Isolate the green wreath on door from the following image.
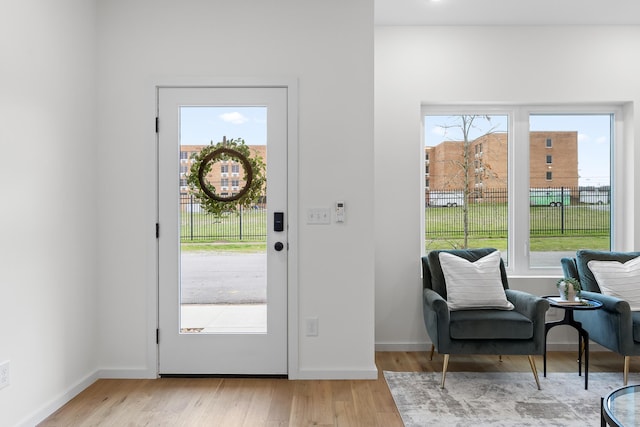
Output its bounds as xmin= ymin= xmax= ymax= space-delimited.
xmin=186 ymin=137 xmax=266 ymax=217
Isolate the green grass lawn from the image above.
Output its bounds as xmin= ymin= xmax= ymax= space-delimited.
xmin=179 ymin=204 xmax=611 ymax=253
xmin=181 ymin=209 xmax=267 ymax=242
xmin=425 ymin=204 xmax=610 ymax=252
xmin=181 ymin=242 xmax=266 ymax=253
xmin=425 ymin=235 xmax=609 ymax=252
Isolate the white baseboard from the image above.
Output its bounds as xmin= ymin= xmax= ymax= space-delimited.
xmin=97 ymin=367 xmax=158 ymax=379
xmin=546 ymin=342 xmax=607 ymax=352
xmin=20 ymin=368 xmax=156 ymax=426
xmin=18 ymin=370 xmax=99 ymax=427
xmin=375 ymin=342 xmax=431 ymax=352
xmin=375 ymin=342 xmax=608 ymax=353
xmin=292 ymin=367 xmax=378 ymax=380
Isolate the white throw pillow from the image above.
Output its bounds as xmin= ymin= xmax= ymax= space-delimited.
xmin=588 ymin=257 xmax=640 ymax=311
xmin=439 ymin=251 xmax=514 ymax=311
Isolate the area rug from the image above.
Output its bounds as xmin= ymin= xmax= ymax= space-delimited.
xmin=384 ymin=371 xmax=639 ymax=426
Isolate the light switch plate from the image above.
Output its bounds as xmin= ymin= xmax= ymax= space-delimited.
xmin=307 ymin=208 xmax=331 ymax=224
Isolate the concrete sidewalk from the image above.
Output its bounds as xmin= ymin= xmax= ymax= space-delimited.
xmin=180 ymin=304 xmax=266 ymax=333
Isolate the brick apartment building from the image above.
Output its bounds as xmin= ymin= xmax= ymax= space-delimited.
xmin=425 ymin=131 xmax=578 ymax=200
xmin=180 ymin=144 xmax=267 ymax=197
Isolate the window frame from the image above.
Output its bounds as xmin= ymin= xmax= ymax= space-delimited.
xmin=422 ymin=103 xmax=626 ymax=276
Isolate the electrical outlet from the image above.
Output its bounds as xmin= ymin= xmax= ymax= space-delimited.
xmin=305 ymin=317 xmax=319 ymax=336
xmin=0 ymin=360 xmax=9 ymax=390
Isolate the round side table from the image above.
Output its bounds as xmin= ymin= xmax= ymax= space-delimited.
xmin=543 ymin=296 xmax=603 ymax=390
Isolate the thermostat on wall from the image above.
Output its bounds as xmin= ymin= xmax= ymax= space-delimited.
xmin=335 ymin=201 xmax=345 ymax=222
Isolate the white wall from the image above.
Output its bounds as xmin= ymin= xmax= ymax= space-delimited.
xmin=96 ymin=0 xmax=375 ymax=379
xmin=9 ymin=8 xmax=638 ymax=426
xmin=375 ymin=26 xmax=640 ymax=349
xmin=0 ymin=1 xmax=98 ymax=426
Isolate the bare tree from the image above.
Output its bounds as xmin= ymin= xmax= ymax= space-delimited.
xmin=436 ymin=115 xmax=499 ymax=248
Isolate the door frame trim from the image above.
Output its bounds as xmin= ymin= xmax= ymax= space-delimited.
xmin=151 ymin=78 xmax=299 ymax=378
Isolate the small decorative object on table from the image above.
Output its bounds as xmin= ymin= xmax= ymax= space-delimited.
xmin=556 ymin=277 xmax=581 ymax=301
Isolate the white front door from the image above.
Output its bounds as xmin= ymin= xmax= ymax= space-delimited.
xmin=157 ymin=86 xmax=288 ymax=375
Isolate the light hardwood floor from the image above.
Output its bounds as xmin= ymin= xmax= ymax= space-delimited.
xmin=39 ymin=351 xmax=638 ymax=426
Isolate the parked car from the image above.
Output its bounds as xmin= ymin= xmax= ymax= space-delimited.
xmin=427 ymin=191 xmax=465 ymax=207
xmin=579 ymin=189 xmax=609 ymax=205
xmin=529 ymin=188 xmax=571 ymax=207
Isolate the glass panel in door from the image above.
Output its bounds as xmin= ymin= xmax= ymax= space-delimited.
xmin=179 ymin=106 xmax=267 ymax=334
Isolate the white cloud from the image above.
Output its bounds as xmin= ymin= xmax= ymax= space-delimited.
xmin=220 ymin=112 xmax=249 ymax=125
xmin=432 ymin=126 xmax=447 ymax=137
xmin=579 ymin=133 xmax=609 ymax=145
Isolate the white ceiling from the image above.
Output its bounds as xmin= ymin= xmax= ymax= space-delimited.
xmin=375 ymin=0 xmax=640 ymax=26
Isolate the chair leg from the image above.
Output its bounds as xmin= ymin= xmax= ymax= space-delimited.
xmin=624 ymin=356 xmax=630 ymax=386
xmin=441 ymin=354 xmax=450 ymax=389
xmin=528 ymin=355 xmax=541 ymax=390
xmin=429 ymin=344 xmax=435 ymax=361
xmin=498 ymin=355 xmax=502 ymax=362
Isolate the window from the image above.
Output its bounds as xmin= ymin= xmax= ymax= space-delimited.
xmin=231 ymin=164 xmax=240 ymax=174
xmin=528 ymin=113 xmax=613 ymax=268
xmin=424 ymin=106 xmax=616 ymax=274
xmin=423 ymin=113 xmax=509 ymax=260
xmin=220 ymin=165 xmax=229 ymax=173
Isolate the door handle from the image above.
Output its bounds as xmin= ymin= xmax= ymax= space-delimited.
xmin=274 ymin=242 xmax=284 ymax=251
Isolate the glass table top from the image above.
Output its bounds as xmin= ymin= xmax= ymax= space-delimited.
xmin=603 ymin=385 xmax=640 ymax=427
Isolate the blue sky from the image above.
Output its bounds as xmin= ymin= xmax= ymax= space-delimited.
xmin=424 ymin=114 xmax=612 ymax=187
xmin=179 ymin=108 xmax=611 ymax=187
xmin=180 ymin=106 xmax=267 ymax=146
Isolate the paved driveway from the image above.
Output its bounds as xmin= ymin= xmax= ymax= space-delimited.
xmin=180 ymin=250 xmax=574 ymax=304
xmin=180 ymin=252 xmax=266 ymax=304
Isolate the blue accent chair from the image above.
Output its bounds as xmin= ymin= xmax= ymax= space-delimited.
xmin=561 ymin=249 xmax=640 ymax=385
xmin=422 ymin=248 xmax=550 ymax=389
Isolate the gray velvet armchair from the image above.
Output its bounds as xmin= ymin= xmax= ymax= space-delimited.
xmin=561 ymin=249 xmax=640 ymax=385
xmin=422 ymin=248 xmax=550 ymax=389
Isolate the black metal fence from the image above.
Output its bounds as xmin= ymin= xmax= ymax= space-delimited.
xmin=181 ymin=186 xmax=610 ymax=241
xmin=425 ymin=187 xmax=610 ymax=238
xmin=181 ymin=194 xmax=267 ymax=241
